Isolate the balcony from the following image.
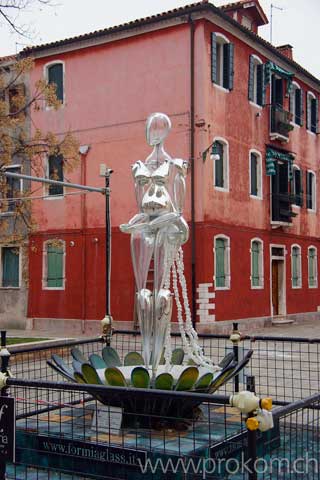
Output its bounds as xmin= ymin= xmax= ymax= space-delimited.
xmin=270 ymin=105 xmax=293 ymax=143
xmin=271 ymin=192 xmax=297 ymax=224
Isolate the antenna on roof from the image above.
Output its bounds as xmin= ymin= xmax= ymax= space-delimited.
xmin=270 ymin=3 xmax=283 ymax=44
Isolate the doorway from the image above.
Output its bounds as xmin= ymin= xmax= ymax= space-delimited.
xmin=271 ymin=246 xmax=286 ymax=316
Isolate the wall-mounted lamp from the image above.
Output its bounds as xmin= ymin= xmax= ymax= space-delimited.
xmin=70 ymin=241 xmax=75 ymax=247
xmin=93 ymin=238 xmax=99 ymax=244
xmin=79 ymin=145 xmax=91 ymax=155
xmin=256 ymin=112 xmax=261 ymax=118
xmin=202 ymin=141 xmax=220 ymax=162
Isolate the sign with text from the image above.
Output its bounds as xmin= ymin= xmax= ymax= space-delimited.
xmin=0 ymin=397 xmax=15 ymax=462
xmin=91 ymin=405 xmax=123 ymax=435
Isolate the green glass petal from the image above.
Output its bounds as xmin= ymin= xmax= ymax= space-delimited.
xmin=51 ymin=354 xmax=74 ymax=378
xmin=171 ymin=348 xmax=184 ymax=365
xmin=105 ymin=367 xmax=127 ymax=387
xmin=218 ymin=352 xmax=234 ymax=369
xmin=124 ymin=352 xmax=144 ymax=366
xmin=194 ymin=372 xmax=214 ymax=390
xmin=102 ymin=347 xmax=122 ymax=367
xmin=74 ymin=372 xmax=86 ymax=384
xmin=47 ymin=360 xmax=74 ymax=382
xmin=175 ymin=367 xmax=199 ymax=391
xmin=89 ymin=354 xmax=106 ymax=369
xmin=71 ymin=347 xmax=87 ymax=363
xmin=131 ymin=367 xmax=150 ymax=388
xmin=208 ymin=363 xmax=237 ymax=393
xmin=72 ymin=359 xmax=82 ymax=374
xmin=82 ymin=363 xmax=103 ymax=385
xmin=154 ymin=372 xmax=174 ymax=390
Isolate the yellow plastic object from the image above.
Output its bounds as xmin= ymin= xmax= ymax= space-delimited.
xmin=261 ymin=397 xmax=273 ymax=411
xmin=246 ymin=417 xmax=259 ymax=431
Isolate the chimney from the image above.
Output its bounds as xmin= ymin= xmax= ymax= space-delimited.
xmin=276 ymin=44 xmax=293 ymax=60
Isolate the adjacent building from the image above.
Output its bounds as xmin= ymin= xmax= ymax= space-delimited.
xmin=22 ymin=0 xmax=320 ymax=333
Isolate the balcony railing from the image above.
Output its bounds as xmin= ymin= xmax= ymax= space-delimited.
xmin=270 ymin=105 xmax=293 ymax=142
xmin=271 ymin=193 xmax=297 ymax=223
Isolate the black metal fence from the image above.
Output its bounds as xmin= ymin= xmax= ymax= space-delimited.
xmin=2 ymin=329 xmax=320 ymax=479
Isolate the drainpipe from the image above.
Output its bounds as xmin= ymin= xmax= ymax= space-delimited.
xmin=80 ymin=145 xmax=90 ymax=334
xmin=189 ymin=15 xmax=197 ymax=330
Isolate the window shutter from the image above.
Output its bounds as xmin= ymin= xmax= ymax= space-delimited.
xmin=250 ymin=153 xmax=258 ymax=196
xmin=314 ymin=97 xmax=319 ymax=133
xmin=295 ymin=169 xmax=302 ymax=207
xmin=214 ymin=142 xmax=224 ymax=187
xmin=223 ymin=43 xmax=234 ymax=90
xmin=48 ymin=64 xmax=63 ymax=102
xmin=251 ymin=242 xmax=260 ymax=287
xmin=48 ymin=154 xmax=64 ymax=196
xmin=306 ymin=93 xmax=310 ymax=130
xmin=299 ymin=169 xmax=304 ymax=207
xmin=2 ymin=248 xmax=19 ymax=287
xmin=211 ymin=33 xmax=217 ymax=84
xmin=215 ymin=239 xmax=226 ymax=287
xmin=292 ymin=248 xmax=298 ymax=287
xmin=248 ymin=55 xmax=254 ymax=101
xmin=256 ymin=64 xmax=265 ymax=106
xmin=299 ymin=89 xmax=304 ymax=126
xmin=47 ymin=244 xmax=63 ymax=287
xmin=295 ymin=89 xmax=301 ymax=125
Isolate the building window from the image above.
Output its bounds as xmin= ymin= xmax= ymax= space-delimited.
xmin=291 ymin=245 xmax=302 ymax=288
xmin=248 ymin=55 xmax=264 ymax=106
xmin=290 ymin=83 xmax=303 ymax=126
xmin=249 ymin=150 xmax=262 ymax=198
xmin=47 ymin=154 xmax=64 ymax=196
xmin=251 ymin=239 xmax=264 ymax=288
xmin=212 ymin=139 xmax=229 ymax=191
xmin=306 ymin=170 xmax=316 ymax=211
xmin=46 ymin=62 xmax=64 ymax=103
xmin=211 ymin=33 xmax=234 ymax=90
xmin=0 ymin=165 xmax=22 ymax=213
xmin=214 ymin=235 xmax=230 ymax=289
xmin=291 ymin=166 xmax=303 ymax=207
xmin=308 ymin=247 xmax=318 ymax=288
xmin=43 ymin=240 xmax=65 ymax=289
xmin=8 ymin=84 xmax=26 ymax=115
xmin=306 ymin=92 xmax=318 ymax=133
xmin=1 ymin=246 xmax=20 ymax=288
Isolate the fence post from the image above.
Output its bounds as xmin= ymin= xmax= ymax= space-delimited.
xmin=230 ymin=322 xmax=240 ymax=392
xmin=0 ymin=331 xmax=10 ymax=480
xmin=246 ymin=375 xmax=258 ymax=480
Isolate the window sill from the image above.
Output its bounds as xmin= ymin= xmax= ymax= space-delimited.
xmin=215 ymin=286 xmax=230 ymax=291
xmin=214 ymin=187 xmax=229 ymax=193
xmin=250 ymin=194 xmax=263 ymax=200
xmin=42 ymin=287 xmax=65 ymax=291
xmin=45 ymin=103 xmax=65 ymax=111
xmin=213 ymin=83 xmax=230 ymax=93
xmin=43 ymin=195 xmax=64 ymax=201
xmin=307 ymin=208 xmax=316 ymax=214
xmin=0 ymin=211 xmax=15 ymax=217
xmin=249 ymin=101 xmax=263 ymax=110
xmin=251 ymin=285 xmax=264 ymax=290
xmin=0 ymin=287 xmax=20 ymax=290
xmin=308 ymin=285 xmax=318 ymax=289
xmin=292 ymin=285 xmax=302 ymax=289
xmin=271 ymin=221 xmax=292 ymax=227
xmin=292 ymin=205 xmax=301 ymax=210
xmin=307 ymin=129 xmax=316 ymax=136
xmin=290 ymin=122 xmax=301 ymax=129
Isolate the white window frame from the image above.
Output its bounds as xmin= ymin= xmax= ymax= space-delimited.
xmin=306 ymin=169 xmax=316 ymax=213
xmin=291 ymin=244 xmax=302 ymax=289
xmin=306 ymin=91 xmax=316 ymax=133
xmin=0 ymin=164 xmax=23 ymax=215
xmin=212 ymin=137 xmax=229 ymax=192
xmin=290 ymin=81 xmax=301 ymax=127
xmin=42 ymin=239 xmax=66 ymax=290
xmin=249 ymin=149 xmax=262 ymax=199
xmin=214 ymin=33 xmax=230 ymax=92
xmin=250 ymin=55 xmax=263 ymax=108
xmin=44 ymin=60 xmax=66 ymax=108
xmin=308 ymin=246 xmax=318 ymax=289
xmin=250 ymin=238 xmax=264 ymax=289
xmin=44 ymin=155 xmax=64 ymax=200
xmin=213 ymin=234 xmax=231 ymax=290
xmin=0 ymin=245 xmax=21 ymax=289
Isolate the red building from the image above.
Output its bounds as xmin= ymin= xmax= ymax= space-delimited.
xmin=24 ymin=0 xmax=320 ymax=334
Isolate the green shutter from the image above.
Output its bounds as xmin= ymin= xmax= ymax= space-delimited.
xmin=256 ymin=64 xmax=265 ymax=106
xmin=292 ymin=247 xmax=298 ymax=287
xmin=308 ymin=249 xmax=317 ymax=287
xmin=251 ymin=241 xmax=260 ymax=287
xmin=250 ymin=154 xmax=258 ymax=196
xmin=47 ymin=244 xmax=64 ymax=287
xmin=2 ymin=247 xmax=19 ymax=287
xmin=248 ymin=55 xmax=254 ymax=101
xmin=214 ymin=142 xmax=224 ymax=188
xmin=215 ymin=238 xmax=226 ymax=287
xmin=211 ymin=33 xmax=217 ymax=84
xmin=48 ymin=64 xmax=63 ymax=102
xmin=223 ymin=43 xmax=234 ymax=90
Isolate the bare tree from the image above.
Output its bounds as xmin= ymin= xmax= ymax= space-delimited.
xmin=0 ymin=0 xmax=54 ymax=36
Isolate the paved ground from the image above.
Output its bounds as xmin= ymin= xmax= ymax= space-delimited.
xmin=4 ymin=317 xmax=320 ymax=342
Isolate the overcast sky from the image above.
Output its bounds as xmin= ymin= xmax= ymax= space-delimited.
xmin=1 ymin=0 xmax=319 ymax=78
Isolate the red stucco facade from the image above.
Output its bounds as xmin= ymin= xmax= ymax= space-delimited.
xmin=27 ymin=2 xmax=320 ymax=330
